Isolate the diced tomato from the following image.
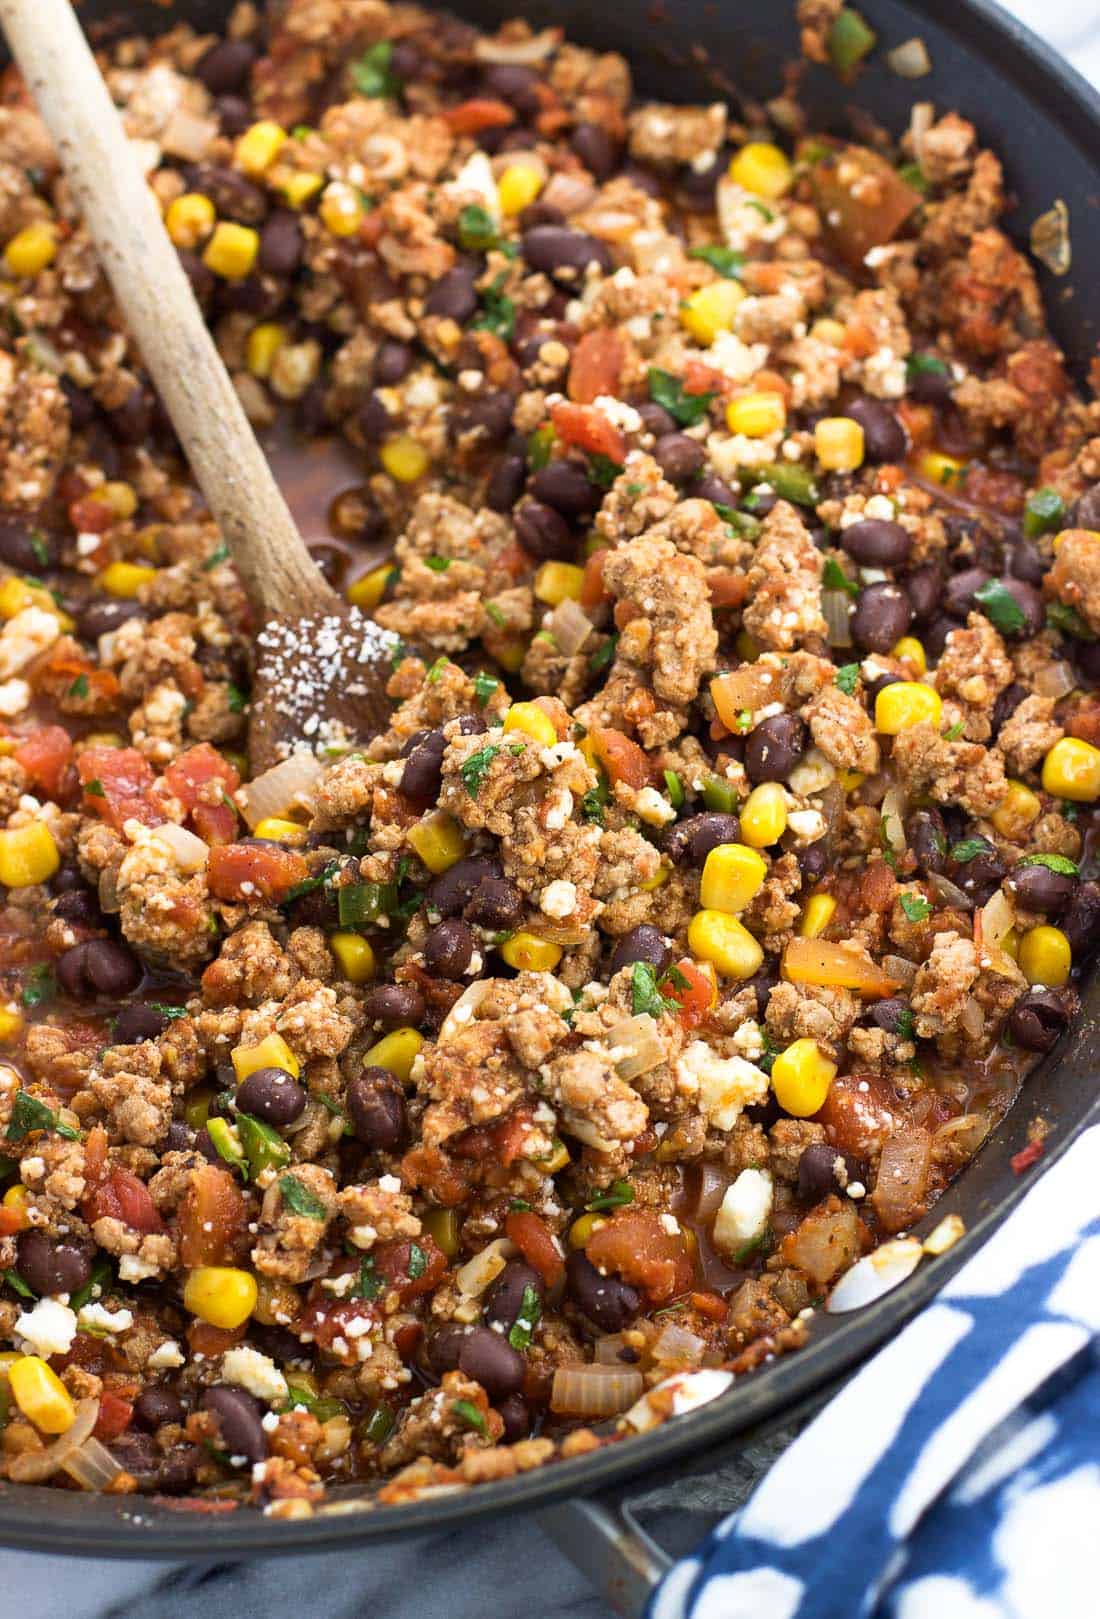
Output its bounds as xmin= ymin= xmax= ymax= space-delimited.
xmin=0 ymin=1206 xmax=25 ymax=1237
xmin=818 ymin=1072 xmax=905 ymax=1161
xmin=690 ymin=1290 xmax=729 ymax=1323
xmin=1011 ymin=1139 xmax=1045 ymax=1175
xmin=586 ymin=1208 xmax=693 ymax=1303
xmin=161 ymin=744 xmax=240 ymax=845
xmin=178 ymin=1163 xmax=247 ymax=1268
xmin=399 ymin=1145 xmax=472 ymax=1206
xmin=68 ymin=495 xmax=114 ymax=533
xmin=662 ymin=958 xmax=718 ymax=1028
xmin=78 ymin=747 xmax=162 ymax=831
xmin=35 ymin=648 xmax=121 ymax=710
xmin=14 ymin=725 xmax=73 ymax=800
xmin=298 ymin=1293 xmax=377 ymax=1363
xmin=550 ymin=401 xmax=626 ymax=464
xmin=187 ymin=1320 xmax=246 ymax=1358
xmin=568 ymin=329 xmax=625 ymax=404
xmin=443 ymin=97 xmax=514 ymax=134
xmin=504 ymin=1209 xmax=565 ymax=1288
xmin=590 ymin=726 xmax=652 ymax=789
xmin=680 ymin=358 xmax=728 ymax=397
xmin=374 ymin=1234 xmax=449 ymax=1303
xmin=93 ymin=1391 xmax=134 ymax=1441
xmin=707 ymin=572 xmax=750 ymax=610
xmin=207 ymin=841 xmax=309 ymax=903
xmin=580 ymin=548 xmax=611 ymax=609
xmin=810 ymin=146 xmax=922 ymax=269
xmin=83 ymin=1166 xmax=164 ymax=1233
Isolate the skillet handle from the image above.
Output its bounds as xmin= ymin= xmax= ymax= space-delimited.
xmin=536 ymin=1496 xmax=670 ymax=1619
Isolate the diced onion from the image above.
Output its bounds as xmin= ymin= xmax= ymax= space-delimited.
xmin=238 ymin=751 xmax=324 ymax=829
xmin=880 ymin=953 xmax=917 ymax=988
xmin=152 ymin=821 xmax=210 ymax=874
xmin=61 ymin=1434 xmax=126 ymax=1492
xmin=1033 ymin=659 xmax=1076 ymax=701
xmin=160 ymin=108 xmax=218 ymax=162
xmin=887 ymin=37 xmax=932 ymax=78
xmin=8 ymin=1397 xmax=99 ymax=1483
xmin=541 ymin=172 xmax=598 ymax=217
xmin=530 ymin=917 xmax=590 ymax=947
xmin=933 ymin=1112 xmax=991 ymax=1159
xmin=783 ymin=937 xmax=899 ymax=996
xmin=546 ymin=598 xmax=594 ymax=657
xmin=928 ymin=871 xmax=973 ymax=912
xmin=550 ymin=1364 xmax=644 ymax=1417
xmin=606 ymin=1013 xmax=666 ymax=1081
xmin=687 ymin=1161 xmax=731 ymax=1220
xmin=474 ymin=27 xmax=558 ymax=63
xmin=594 ymin=1333 xmax=627 ymax=1364
xmin=652 ymin=1321 xmax=706 ymax=1366
xmin=826 ymin=1238 xmax=923 ymax=1313
xmin=1030 ymin=200 xmax=1071 ymax=277
xmin=880 ymin=787 xmax=906 ymax=856
xmin=958 ymin=996 xmax=984 ymax=1040
xmin=821 ymin=589 xmax=853 ymax=648
xmin=455 ymin=1237 xmax=516 ymax=1298
xmin=979 ymin=889 xmax=1015 ymax=952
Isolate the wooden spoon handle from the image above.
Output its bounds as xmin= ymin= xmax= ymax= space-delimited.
xmin=0 ymin=0 xmax=337 ymax=617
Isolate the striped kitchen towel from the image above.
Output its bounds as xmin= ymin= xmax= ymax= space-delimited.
xmin=651 ymin=1123 xmax=1100 ymax=1619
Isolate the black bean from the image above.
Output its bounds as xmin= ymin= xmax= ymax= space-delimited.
xmin=1008 ymin=988 xmax=1073 ymax=1053
xmin=374 ymin=340 xmax=414 ymax=386
xmin=360 ymin=983 xmax=426 ymax=1030
xmin=358 ymin=391 xmax=394 ymax=443
xmin=424 ymin=918 xmax=474 ymax=979
xmin=1063 ymin=880 xmax=1100 ymax=956
xmin=202 ymin=1386 xmax=268 ymax=1464
xmin=60 ymin=378 xmax=98 ymax=431
xmin=867 ymin=670 xmax=904 ymax=705
xmin=453 ymin=391 xmax=514 ymax=444
xmin=851 ymin=582 xmax=912 ymax=653
xmin=54 ymin=889 xmax=103 ymax=927
xmin=695 ymin=473 xmax=740 ymax=508
xmin=309 ymin=544 xmax=349 ymax=590
xmin=949 ymin=849 xmax=1005 ymax=907
xmin=109 ymin=388 xmax=152 ymax=446
xmin=346 ymin=1066 xmax=407 ymax=1151
xmin=521 ymin=225 xmax=612 ymax=279
xmin=845 ymin=397 xmax=907 ymax=463
xmin=678 ymin=150 xmax=724 ymax=205
xmin=868 ymin=996 xmax=910 ymax=1034
xmin=112 ymin=1004 xmax=170 ymax=1045
xmin=571 ymin=122 xmax=621 ymax=180
xmin=907 ymin=355 xmax=953 ymax=404
xmin=496 ymin=1392 xmax=530 ymax=1442
xmin=638 ymin=401 xmax=677 ymax=438
xmin=480 ymin=63 xmax=541 ymax=117
xmin=487 ymin=449 xmax=527 ymax=513
xmin=0 ymin=520 xmax=56 ymax=572
xmin=15 ymin=1230 xmax=92 ymax=1296
xmin=517 ymin=202 xmax=565 ymax=232
xmin=457 ymin=1325 xmax=527 ymax=1400
xmin=427 ymin=856 xmax=500 ymax=917
xmin=653 ymin=433 xmax=705 ymax=483
xmin=1070 ymin=483 xmax=1100 ymax=530
xmin=484 ymin=1261 xmax=545 ymax=1333
xmin=57 ymin=939 xmax=140 ymax=999
xmin=944 ymin=567 xmax=992 ymax=619
xmin=906 ymin=808 xmax=947 ymax=875
xmin=924 ymin=615 xmax=956 ymax=663
xmin=514 ymin=500 xmax=576 ymax=561
xmin=400 ymin=729 xmax=446 ymax=806
xmin=465 ymin=876 xmax=524 ymax=931
xmin=796 ymin=1142 xmax=848 ymax=1202
xmin=745 ymin=490 xmax=778 ymax=519
xmin=991 ymin=682 xmax=1027 ymax=737
xmin=1007 ymin=862 xmax=1077 ymax=914
xmin=529 ymin=460 xmax=600 ymax=517
xmin=194 ymin=1128 xmax=221 ymax=1164
xmin=608 ymin=925 xmax=670 ymax=977
xmin=187 ymin=164 xmax=267 ymax=225
xmin=980 ymin=577 xmax=1044 ymax=639
xmin=1076 ymin=641 xmax=1100 ymax=686
xmin=905 ymin=565 xmax=944 ymax=624
xmin=175 ymin=248 xmax=215 ymax=308
xmin=214 ymin=94 xmax=252 ymax=137
xmin=744 ymin=714 xmax=805 ymax=784
xmin=1010 ymin=540 xmax=1046 ymax=586
xmin=425 ymin=265 xmax=479 ymax=322
xmin=258 ymin=209 xmax=303 ymax=276
xmin=797 ymin=843 xmax=829 ymax=885
xmin=195 ymin=38 xmax=256 ymax=95
xmin=454 ymin=712 xmax=487 ymax=737
xmin=163 ymin=1121 xmax=194 ymax=1153
xmin=565 ymin=1250 xmax=641 ymax=1332
xmin=388 ymin=40 xmax=423 ymax=80
xmin=679 ymin=812 xmax=743 ymax=866
xmin=840 ymin=519 xmax=912 ymax=569
xmin=236 ymin=1066 xmax=307 ymax=1127
xmin=427 ymin=1323 xmax=467 ymax=1375
xmin=133 ymin=1387 xmax=186 ymax=1431
xmin=78 ymin=597 xmax=147 ymax=642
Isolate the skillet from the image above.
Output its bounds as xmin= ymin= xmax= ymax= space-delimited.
xmin=0 ymin=1 xmax=1098 ymax=1610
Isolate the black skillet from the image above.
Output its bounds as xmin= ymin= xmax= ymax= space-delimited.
xmin=1 ymin=2 xmax=1098 ymax=1612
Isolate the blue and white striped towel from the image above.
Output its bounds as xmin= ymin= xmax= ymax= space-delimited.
xmin=651 ymin=1123 xmax=1100 ymax=1619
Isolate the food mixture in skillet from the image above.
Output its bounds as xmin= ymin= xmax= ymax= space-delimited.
xmin=0 ymin=0 xmax=1097 ymax=1513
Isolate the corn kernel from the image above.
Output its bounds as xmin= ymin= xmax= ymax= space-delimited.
xmin=253 ymin=1276 xmax=301 ymax=1328
xmin=568 ymin=1212 xmax=607 ymax=1248
xmin=814 ymin=417 xmax=865 ymax=472
xmin=810 ymin=317 xmax=847 ymax=346
xmin=725 ymin=391 xmax=786 ymax=438
xmin=493 ymin=637 xmax=528 ymax=673
xmin=532 ymin=1137 xmax=570 ymax=1174
xmin=638 ymin=860 xmax=670 ymax=893
xmin=9 ymin=1356 xmax=75 ymax=1434
xmin=891 ymin=636 xmax=927 ymax=676
xmin=0 ymin=575 xmax=73 ymax=629
xmin=347 ymin=562 xmax=393 ymax=611
xmin=680 ymin=279 xmax=746 ymax=346
xmin=687 ymin=909 xmax=764 ymax=979
xmin=534 ymin=560 xmax=585 ymax=606
xmin=380 ymin=435 xmax=429 ymax=483
xmin=498 ymin=162 xmax=543 ymax=216
xmin=319 ymin=181 xmax=365 ymax=237
xmin=235 ymin=120 xmax=286 ymax=177
xmin=771 ymin=1037 xmax=836 ymax=1117
xmin=0 ymin=822 xmax=60 ymax=888
xmin=499 ymin=931 xmax=563 ymax=973
xmin=728 ymin=141 xmax=793 ymax=199
xmin=700 ymin=842 xmax=768 ymax=913
xmin=232 ymin=1031 xmax=300 ymax=1081
xmin=164 ymin=192 xmax=215 ymax=249
xmin=875 ymin=681 xmax=942 ymax=735
xmin=96 ymin=561 xmax=156 ymax=599
xmin=183 ymin=1266 xmax=258 ymax=1330
xmin=329 ymin=931 xmax=376 ymax=984
xmin=0 ymin=1007 xmax=24 ymax=1042
xmin=837 ymin=768 xmax=865 ymax=794
xmin=3 ymin=223 xmax=57 ymax=278
xmin=203 ymin=221 xmax=260 ymax=280
xmin=799 ymin=891 xmax=837 ymax=939
xmin=252 ymin=816 xmax=307 ymax=844
xmin=503 ymin=701 xmax=558 ymax=749
xmin=1018 ymin=924 xmax=1071 ymax=988
xmin=246 ymin=322 xmax=287 ymax=380
xmin=422 ymin=1207 xmax=461 ymax=1258
xmin=919 ymin=451 xmax=968 ymax=488
xmin=739 ymin=783 xmax=788 ymax=849
xmin=1001 ymin=928 xmax=1020 ymax=962
xmin=1041 ymin=736 xmax=1100 ymax=802
xmin=281 ymin=170 xmax=324 ymax=209
xmin=364 ymin=1027 xmax=423 ymax=1084
xmin=2 ymin=1184 xmax=29 ymax=1229
xmin=407 ymin=810 xmax=466 ymax=875
xmin=100 ymin=481 xmax=138 ymax=520
xmin=991 ymin=779 xmax=1042 ymax=839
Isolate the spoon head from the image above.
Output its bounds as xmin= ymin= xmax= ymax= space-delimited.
xmin=248 ymin=606 xmax=400 ymax=772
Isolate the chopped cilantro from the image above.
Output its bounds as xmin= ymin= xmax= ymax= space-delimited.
xmin=879 ymin=815 xmax=899 ymax=872
xmin=227 ymin=683 xmax=247 ymax=714
xmin=834 ymin=662 xmax=860 ymax=695
xmin=896 ymin=162 xmax=930 ymax=195
xmin=28 ymin=530 xmax=50 ymax=569
xmin=1059 ymin=800 xmax=1080 ymax=823
xmin=484 ymin=602 xmax=506 ymax=628
xmin=472 ymin=275 xmax=515 ymax=341
xmin=509 ymin=1198 xmax=532 ymax=1213
xmin=424 ymin=554 xmax=451 ymax=573
xmin=1023 ymin=487 xmax=1065 ymax=538
xmin=895 ymin=1008 xmax=917 ymax=1042
xmin=687 ymin=243 xmax=744 ymax=279
xmin=527 ymin=423 xmax=555 ymax=470
xmin=67 ymin=673 xmax=89 ymax=700
xmin=1046 ymin=602 xmax=1095 ymax=641
xmin=283 ymin=1385 xmax=345 ymax=1423
xmin=453 ymin=1398 xmax=487 ymax=1435
xmin=407 ymin=1242 xmax=427 ymax=1281
xmin=588 ymin=634 xmax=617 ymax=674
xmin=146 ymin=1002 xmax=188 ymax=1020
xmin=585 ymin=1178 xmax=635 ymax=1212
xmin=586 ymin=452 xmax=621 ymax=488
xmin=353 ymin=1255 xmax=383 ymax=1300
xmin=6 ymin=1090 xmax=79 ymax=1143
xmin=278 ymin=1174 xmax=327 ymax=1219
xmin=974 ymin=578 xmax=1027 ymax=636
xmin=822 ymin=558 xmax=859 ymax=597
xmin=457 ymin=203 xmax=499 ymax=252
xmin=906 ymin=353 xmax=950 ymax=381
xmin=731 ymin=1227 xmax=772 ymax=1264
xmin=84 ymin=778 xmax=105 ymax=798
xmin=746 ymin=463 xmax=820 ymax=507
xmin=713 ymin=503 xmax=761 ymax=539
xmin=900 ymin=892 xmax=932 ymax=923
xmin=70 ymin=1257 xmax=112 ymax=1312
xmin=472 ymin=671 xmax=500 ymax=707
xmin=21 ymin=963 xmax=55 ymax=1010
xmin=660 ymin=963 xmax=690 ymax=994
xmin=581 ymin=782 xmax=608 ymax=824
xmin=460 ymin=743 xmax=503 ymax=798
xmin=942 ymin=720 xmax=965 ymax=741
xmin=950 ymin=837 xmax=992 ymax=864
xmin=351 ymin=40 xmax=400 ymax=98
xmin=507 ymin=1283 xmax=542 ymax=1351
xmin=745 ymin=199 xmax=774 ymax=222
xmin=630 ymin=961 xmax=676 ymax=1019
xmin=1017 ymin=852 xmax=1079 ymax=876
xmin=203 ymin=541 xmax=230 ymax=571
xmin=426 ymin=654 xmax=450 ymax=682
xmin=647 ymin=367 xmax=715 ymax=428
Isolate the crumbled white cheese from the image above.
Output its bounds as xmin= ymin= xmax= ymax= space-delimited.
xmin=220 ymin=1346 xmax=289 ymax=1405
xmin=19 ymin=1156 xmax=45 ymax=1181
xmin=632 ymin=786 xmax=677 ymax=827
xmin=0 ymin=678 xmax=30 ymax=717
xmin=147 ymin=1339 xmax=184 ymax=1370
xmin=786 ymin=809 xmax=826 ymax=843
xmin=0 ymin=606 xmax=60 ymax=679
xmin=675 ymin=1041 xmax=769 ymax=1131
xmin=378 ymin=1174 xmax=401 ymax=1194
xmin=78 ymin=1302 xmax=134 ymax=1334
xmin=863 ymin=494 xmax=896 ymax=522
xmin=592 ymin=395 xmax=643 ymax=434
xmin=730 ymin=1019 xmax=765 ymax=1061
xmin=703 ymin=330 xmax=769 ymax=385
xmin=539 ymin=740 xmax=578 ymax=770
xmin=444 ymin=150 xmax=500 ymax=222
xmin=118 ymin=1254 xmax=161 ymax=1283
xmin=15 ymin=1297 xmax=78 ymax=1357
xmin=713 ymin=1169 xmax=774 ymax=1255
xmin=540 ymin=879 xmax=577 ymax=919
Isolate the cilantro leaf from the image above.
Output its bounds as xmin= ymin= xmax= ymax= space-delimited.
xmin=460 ymin=743 xmax=503 ymax=798
xmin=588 ymin=634 xmax=617 ymax=674
xmin=585 ymin=1178 xmax=635 ymax=1213
xmin=2 ymin=1268 xmax=34 ymax=1299
xmin=899 ymin=892 xmax=932 ymax=923
xmin=21 ymin=963 xmax=55 ymax=1010
xmin=457 ymin=203 xmax=499 ymax=252
xmin=1017 ymin=852 xmax=1079 ymax=876
xmin=586 ymin=452 xmax=621 ymax=489
xmin=203 ymin=541 xmax=230 ymax=571
xmin=941 ymin=720 xmax=964 ymax=741
xmin=647 ymin=367 xmax=715 ymax=428
xmin=6 ymin=1090 xmax=79 ymax=1143
xmin=895 ymin=1007 xmax=917 ymax=1042
xmin=352 ymin=1255 xmax=383 ymax=1300
xmin=630 ymin=961 xmax=676 ymax=1019
xmin=1046 ymin=602 xmax=1095 ymax=641
xmin=278 ymin=1173 xmax=327 ymax=1219
xmin=906 ymin=353 xmax=950 ymax=381
xmin=424 ymin=555 xmax=451 ymax=573
xmin=834 ymin=662 xmax=860 ymax=695
xmin=452 ymin=1398 xmax=487 ymax=1435
xmin=351 ymin=40 xmax=400 ymax=98
xmin=67 ymin=673 xmax=89 ymax=699
xmin=687 ymin=243 xmax=744 ymax=279
xmin=426 ymin=654 xmax=450 ymax=682
xmin=472 ymin=671 xmax=500 ymax=707
xmin=974 ymin=578 xmax=1027 ymax=636
xmin=527 ymin=424 xmax=555 ymax=470
xmin=146 ymin=1002 xmax=188 ymax=1020
xmin=227 ymin=683 xmax=247 ymax=714
xmin=507 ymin=1283 xmax=543 ymax=1351
xmin=472 ymin=274 xmax=515 ymax=341
xmin=28 ymin=530 xmax=50 ymax=569
xmin=407 ymin=1242 xmax=427 ymax=1281
xmin=950 ymin=837 xmax=992 ymax=864
xmin=283 ymin=1385 xmax=345 ymax=1422
xmin=581 ymin=782 xmax=607 ymax=824
xmin=822 ymin=558 xmax=859 ymax=597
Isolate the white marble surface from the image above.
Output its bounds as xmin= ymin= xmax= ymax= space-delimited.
xmin=6 ymin=5 xmax=1099 ymax=1617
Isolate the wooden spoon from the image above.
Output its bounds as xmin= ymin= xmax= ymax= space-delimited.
xmin=0 ymin=0 xmax=398 ymax=769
